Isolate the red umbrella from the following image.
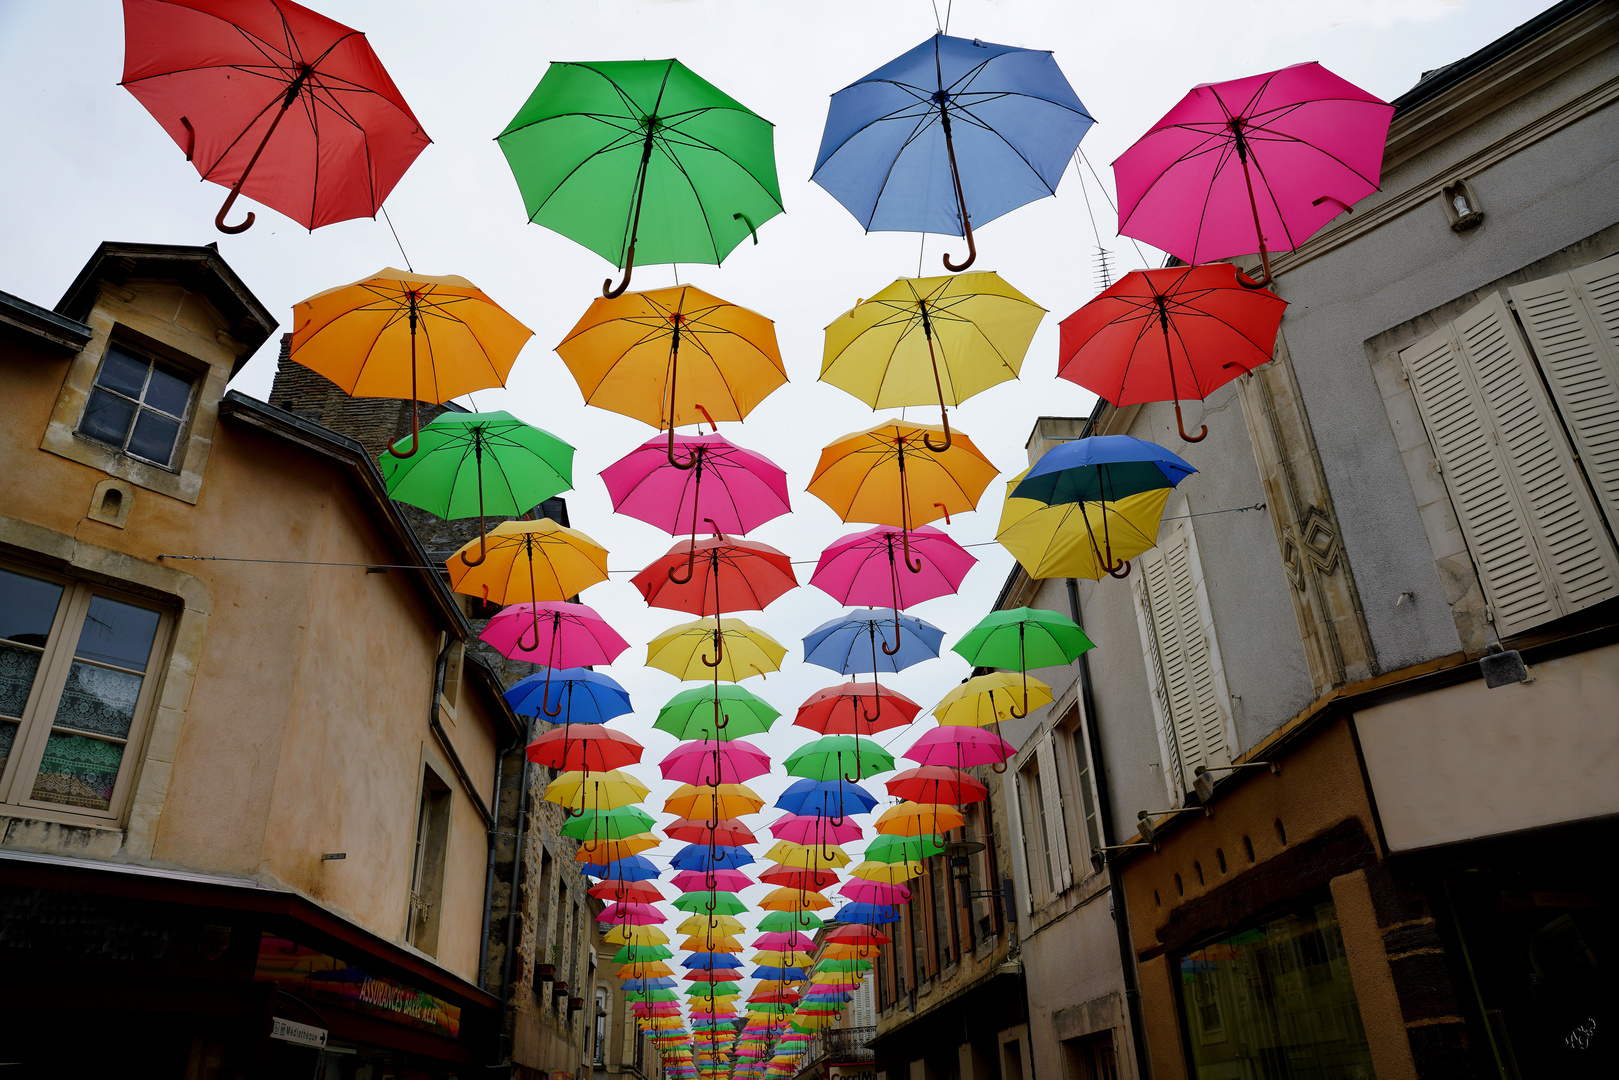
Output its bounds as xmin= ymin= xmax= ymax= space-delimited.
xmin=757 ymin=864 xmax=839 ymax=892
xmin=824 ymin=924 xmax=890 ymax=947
xmin=120 ymin=0 xmax=430 ymax=233
xmin=885 ymin=765 xmax=988 ymax=806
xmin=665 ymin=817 xmax=758 ymax=847
xmin=588 ymin=879 xmax=664 ymax=904
xmin=794 ymin=681 xmax=919 ymax=737
xmin=1057 ymin=264 xmax=1286 ymax=441
xmin=1113 ymin=62 xmax=1393 ymax=287
xmin=634 ymin=534 xmax=797 ymax=615
xmin=527 ymin=725 xmax=643 ymax=772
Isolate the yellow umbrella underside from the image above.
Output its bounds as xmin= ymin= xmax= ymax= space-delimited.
xmin=808 ymin=421 xmax=999 ymax=527
xmin=762 ymin=840 xmax=851 ymax=869
xmin=575 ymin=832 xmax=660 ymax=862
xmin=543 ymin=769 xmax=649 ymax=812
xmin=997 ymin=472 xmax=1172 ymax=580
xmin=679 ymin=935 xmax=744 ymax=953
xmin=875 ymin=802 xmax=965 ymax=835
xmin=677 ymin=913 xmax=745 ymax=936
xmin=447 ymin=518 xmax=609 ymax=604
xmin=646 ymin=616 xmax=786 ymax=682
xmin=848 ymin=859 xmax=924 ymax=884
xmin=933 ymin=671 xmax=1055 ymax=726
xmin=758 ymin=887 xmax=833 ymax=912
xmin=604 ymin=925 xmax=669 ymax=945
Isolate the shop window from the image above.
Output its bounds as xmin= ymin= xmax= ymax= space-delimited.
xmin=78 ymin=343 xmax=197 ymax=469
xmin=405 ymin=764 xmax=452 ymax=955
xmin=1177 ymin=898 xmax=1372 ymax=1079
xmin=1061 ymin=1031 xmax=1121 ymax=1080
xmin=0 ymin=563 xmax=169 ymax=822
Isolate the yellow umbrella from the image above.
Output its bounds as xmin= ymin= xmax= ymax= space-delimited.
xmin=677 ymin=914 xmax=745 ymax=936
xmin=604 ymin=925 xmax=670 ymax=945
xmin=759 ymin=887 xmax=833 ymax=912
xmin=447 ymin=518 xmax=609 ymax=603
xmin=934 ymin=671 xmax=1055 ymax=726
xmin=875 ymin=802 xmax=964 ymax=837
xmin=290 ymin=268 xmax=533 ymax=456
xmin=663 ymin=783 xmax=764 ymax=819
xmin=849 ymin=860 xmax=924 ymax=885
xmin=751 ymin=950 xmax=815 ymax=967
xmin=543 ymin=769 xmax=650 ymax=814
xmin=557 ymin=285 xmax=786 ymax=442
xmin=822 ymin=273 xmax=1044 ymax=451
xmin=647 ymin=616 xmax=786 ymax=682
xmin=997 ymin=468 xmax=1171 ymax=580
xmin=762 ymin=840 xmax=851 ymax=869
xmin=574 ymin=832 xmax=660 ymax=863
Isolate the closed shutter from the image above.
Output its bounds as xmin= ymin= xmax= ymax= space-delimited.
xmin=1403 ymin=293 xmax=1618 ymax=635
xmin=1508 ymin=259 xmax=1619 ymax=536
xmin=1138 ymin=536 xmax=1230 ymax=793
xmin=1037 ymin=734 xmax=1071 ymax=889
xmin=1136 ymin=563 xmax=1185 ymax=795
xmin=1007 ymin=768 xmax=1033 ymax=915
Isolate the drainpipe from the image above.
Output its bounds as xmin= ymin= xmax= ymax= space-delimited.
xmin=479 ymin=737 xmax=515 ymax=991
xmin=500 ymin=714 xmax=534 ymax=1005
xmin=1066 ymin=577 xmax=1151 ymax=1080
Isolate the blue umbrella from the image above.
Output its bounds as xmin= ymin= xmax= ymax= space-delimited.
xmin=812 ymin=33 xmax=1092 ymax=271
xmin=803 ymin=609 xmax=943 ymax=674
xmin=833 ymin=902 xmax=902 ymax=925
xmin=621 ymin=977 xmax=677 ymax=992
xmin=670 ymin=844 xmax=755 ymax=872
xmin=682 ymin=952 xmax=743 ymax=969
xmin=1011 ymin=435 xmax=1196 ymax=504
xmin=775 ymin=778 xmax=879 ymax=817
xmin=505 ymin=667 xmax=631 ymax=722
xmin=752 ymin=966 xmax=808 ymax=982
xmin=582 ymin=855 xmax=660 ymax=882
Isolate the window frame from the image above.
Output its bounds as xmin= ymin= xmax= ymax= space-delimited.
xmin=1059 ymin=706 xmax=1104 ymax=875
xmin=0 ymin=559 xmax=172 ymax=824
xmin=76 ymin=338 xmax=200 ymax=472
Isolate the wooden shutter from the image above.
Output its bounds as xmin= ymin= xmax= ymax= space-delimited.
xmin=1037 ymin=734 xmax=1071 ymax=889
xmin=1135 ymin=565 xmax=1185 ymax=795
xmin=1007 ymin=768 xmax=1034 ymax=915
xmin=1403 ymin=293 xmax=1619 ymax=635
xmin=1508 ymin=259 xmax=1619 ymax=536
xmin=1138 ymin=537 xmax=1231 ymax=792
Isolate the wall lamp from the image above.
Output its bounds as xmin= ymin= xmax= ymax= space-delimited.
xmin=1137 ymin=807 xmax=1208 ymax=845
xmin=1192 ymin=761 xmax=1279 ymax=803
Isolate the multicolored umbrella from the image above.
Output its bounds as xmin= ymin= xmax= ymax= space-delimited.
xmin=998 ymin=476 xmax=1172 ymax=581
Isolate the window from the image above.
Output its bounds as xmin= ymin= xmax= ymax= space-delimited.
xmin=1135 ymin=528 xmax=1232 ymax=798
xmin=1401 ymin=264 xmax=1619 ymax=638
xmin=78 ymin=343 xmax=197 ymax=469
xmin=1017 ymin=741 xmax=1071 ymax=906
xmin=0 ymin=564 xmax=168 ymax=821
xmin=594 ymin=987 xmax=608 ymax=1065
xmin=406 ymin=764 xmax=451 ymax=955
xmin=1061 ymin=1032 xmax=1121 ymax=1080
xmin=1177 ymin=899 xmax=1372 ymax=1079
xmin=1066 ymin=711 xmax=1103 ymax=864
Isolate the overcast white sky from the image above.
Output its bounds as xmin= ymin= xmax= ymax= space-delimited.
xmin=0 ymin=0 xmax=1557 ymax=990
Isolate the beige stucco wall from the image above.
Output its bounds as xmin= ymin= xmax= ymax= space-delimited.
xmin=0 ymin=299 xmax=501 ymax=986
xmin=1355 ymin=644 xmax=1619 ymax=853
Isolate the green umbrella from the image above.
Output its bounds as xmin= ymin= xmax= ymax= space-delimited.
xmin=613 ymin=944 xmax=674 ymax=963
xmin=562 ymin=805 xmax=657 ymax=841
xmin=950 ymin=606 xmax=1095 ymax=717
xmin=380 ymin=410 xmax=574 ymax=565
xmin=784 ymin=735 xmax=894 ymax=782
xmin=687 ymin=982 xmax=742 ymax=997
xmin=497 ymin=59 xmax=783 ymax=297
xmin=656 ymin=685 xmax=780 ymax=742
xmin=673 ymin=891 xmax=749 ymax=917
xmin=864 ymin=833 xmax=944 ymax=863
xmin=757 ymin=910 xmax=824 ymax=933
xmin=627 ymin=988 xmax=678 ymax=1001
xmin=815 ymin=959 xmax=872 ymax=974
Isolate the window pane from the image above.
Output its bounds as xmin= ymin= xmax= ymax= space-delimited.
xmin=80 ymin=388 xmax=137 ymax=446
xmin=144 ymin=363 xmax=193 ymax=416
xmin=0 ymin=719 xmax=15 ymax=776
xmin=76 ymin=596 xmax=160 ymax=670
xmin=97 ymin=347 xmax=149 ymax=397
xmin=0 ymin=645 xmax=46 ymax=719
xmin=0 ymin=568 xmax=64 ymax=647
xmin=52 ymin=661 xmax=141 ymax=738
xmin=32 ymin=731 xmax=124 ymax=810
xmin=128 ymin=410 xmax=182 ymax=466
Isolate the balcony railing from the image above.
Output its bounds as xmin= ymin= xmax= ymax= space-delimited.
xmin=796 ymin=1025 xmax=876 ymax=1068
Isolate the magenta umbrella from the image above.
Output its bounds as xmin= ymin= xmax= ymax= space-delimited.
xmin=768 ymin=812 xmax=863 ymax=846
xmin=480 ymin=601 xmax=631 ymax=710
xmin=903 ymin=725 xmax=1015 ymax=769
xmin=659 ymin=739 xmax=772 ymax=785
xmin=840 ymin=878 xmax=912 ymax=905
xmin=672 ymin=868 xmax=753 ymax=892
xmin=753 ymin=931 xmax=818 ymax=952
xmin=600 ymin=902 xmax=666 ymax=925
xmin=810 ymin=524 xmax=976 ymax=611
xmin=1113 ymin=62 xmax=1393 ymax=288
xmin=602 ymin=432 xmax=791 ymax=537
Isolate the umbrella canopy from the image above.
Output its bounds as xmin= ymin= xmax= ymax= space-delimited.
xmin=754 ymin=932 xmax=819 ymax=953
xmin=802 ymin=609 xmax=944 ymax=675
xmin=767 ymin=813 xmax=863 ymax=846
xmin=121 ymin=0 xmax=430 ymax=233
xmin=604 ymin=432 xmax=792 ymax=535
xmin=758 ymin=864 xmax=840 ymax=892
xmin=647 ymin=616 xmax=786 ymax=682
xmin=498 ymin=58 xmax=783 ymax=295
xmin=1014 ymin=435 xmax=1197 ymax=505
xmin=669 ymin=844 xmax=754 ymax=872
xmin=794 ymin=681 xmax=920 ymax=737
xmin=903 ymin=726 xmax=1016 ymax=769
xmin=557 ymin=284 xmax=786 ymax=439
xmin=507 ymin=668 xmax=631 ymax=724
xmin=822 ymin=273 xmax=1044 ymax=445
xmin=663 ymin=783 xmax=765 ymax=819
xmin=482 ymin=601 xmax=631 ymax=667
xmin=839 ymin=879 xmax=911 ymax=905
xmin=850 ymin=859 xmax=925 ymax=884
xmin=585 ymin=855 xmax=661 ymax=883
xmin=933 ymin=673 xmax=1053 ymax=727
xmin=291 ymin=271 xmax=532 ymax=455
xmin=875 ymin=801 xmax=965 ymax=836
xmin=1057 ymin=268 xmax=1286 ymax=441
xmin=563 ymin=805 xmax=657 ymax=841
xmin=784 ymin=736 xmax=895 ymax=782
xmin=808 ymin=421 xmax=998 ymax=533
xmin=998 ymin=476 xmax=1173 ymax=581
xmin=775 ymin=778 xmax=879 ymax=817
xmin=762 ymin=840 xmax=851 ymax=869
xmin=599 ymin=901 xmax=666 ymax=924
xmin=449 ymin=518 xmax=609 ymax=604
xmin=671 ymin=869 xmax=754 ymax=894
xmin=810 ymin=525 xmax=975 ymax=610
xmin=954 ymin=607 xmax=1094 ymax=671
xmin=1113 ymin=62 xmax=1393 ymax=285
xmin=593 ymin=880 xmax=665 ymax=906
xmin=543 ymin=769 xmax=650 ymax=813
xmin=664 ymin=817 xmax=758 ymax=847
xmin=811 ymin=32 xmax=1091 ymax=270
xmin=865 ymin=834 xmax=944 ymax=863
xmin=659 ymin=739 xmax=773 ymax=785
xmin=529 ymin=725 xmax=644 ymax=772
xmin=677 ymin=914 xmax=746 ymax=937
xmin=759 ymin=888 xmax=833 ymax=912
xmin=673 ymin=893 xmax=750 ymax=917
xmin=886 ymin=765 xmax=988 ymax=807
xmin=655 ymin=685 xmax=780 ymax=742
xmin=832 ymin=903 xmax=901 ymax=925
xmin=635 ymin=535 xmax=798 ymax=615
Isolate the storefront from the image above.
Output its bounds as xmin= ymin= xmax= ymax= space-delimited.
xmin=0 ymin=851 xmax=500 ymax=1077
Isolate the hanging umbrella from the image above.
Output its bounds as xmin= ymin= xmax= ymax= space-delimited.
xmin=830 ymin=904 xmax=900 ymax=926
xmin=811 ymin=525 xmax=976 ymax=614
xmin=1057 ymin=267 xmax=1286 ymax=441
xmin=758 ymin=865 xmax=840 ymax=892
xmin=811 ymin=32 xmax=1092 ymax=271
xmin=607 ymin=924 xmax=671 ymax=947
xmin=762 ymin=840 xmax=851 ymax=870
xmin=659 ymin=740 xmax=773 ymax=786
xmin=121 ymin=0 xmax=430 ymax=233
xmin=1113 ymin=62 xmax=1393 ymax=288
xmin=599 ymin=901 xmax=666 ymax=925
xmin=604 ymin=432 xmax=792 ymax=537
xmin=671 ymin=868 xmax=754 ymax=894
xmin=998 ymin=474 xmax=1173 ymax=581
xmin=886 ymin=765 xmax=988 ymax=807
xmin=543 ymin=769 xmax=650 ymax=814
xmin=593 ymin=880 xmax=666 ymax=906
xmin=767 ymin=813 xmax=863 ymax=847
xmin=647 ymin=616 xmax=786 ymax=682
xmin=482 ymin=601 xmax=630 ymax=714
xmin=664 ymin=817 xmax=758 ymax=847
xmin=611 ymin=942 xmax=674 ymax=962
xmin=674 ymin=894 xmax=750 ymax=917
xmin=902 ymin=726 xmax=1016 ymax=770
xmin=655 ymin=685 xmax=780 ymax=742
xmin=933 ymin=673 xmax=1054 ymax=728
xmin=663 ymin=783 xmax=765 ymax=819
xmin=754 ymin=932 xmax=820 ymax=953
xmin=669 ymin=844 xmax=754 ymax=873
xmin=676 ymin=914 xmax=746 ymax=937
xmin=557 ymin=285 xmax=787 ymax=466
xmin=953 ymin=607 xmax=1094 ymax=718
xmin=864 ymin=834 xmax=944 ymax=864
xmin=794 ymin=682 xmax=920 ymax=737
xmin=875 ymin=801 xmax=964 ymax=837
xmin=759 ymin=888 xmax=833 ymax=912
xmin=775 ymin=778 xmax=879 ymax=818
xmin=679 ymin=934 xmax=745 ymax=954
xmin=583 ymin=855 xmax=661 ymax=883
xmin=577 ymin=833 xmax=661 ymax=863
xmin=803 ymin=608 xmax=944 ymax=673
xmin=506 ymin=668 xmax=631 ymax=724
xmin=822 ymin=274 xmax=1044 ymax=449
xmin=449 ymin=518 xmax=609 ymax=603
xmin=528 ymin=725 xmax=644 ymax=773
xmin=498 ymin=58 xmax=783 ymax=296
xmin=636 ymin=534 xmax=797 ymax=615
xmin=291 ymin=272 xmax=532 ymax=457
xmin=839 ymin=879 xmax=911 ymax=905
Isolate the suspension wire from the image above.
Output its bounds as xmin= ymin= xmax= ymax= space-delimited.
xmin=381 ymin=205 xmax=413 ymax=272
xmin=917 ymin=233 xmax=926 ymax=278
xmin=929 ymin=0 xmax=943 ymax=32
xmin=1076 ymin=146 xmax=1154 ymax=268
xmin=1072 ymin=152 xmax=1113 ymax=292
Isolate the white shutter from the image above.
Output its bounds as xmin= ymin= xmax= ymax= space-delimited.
xmin=1137 ymin=537 xmax=1231 ymax=793
xmin=1403 ymin=293 xmax=1619 ymax=635
xmin=1007 ymin=767 xmax=1034 ymax=915
xmin=1036 ymin=734 xmax=1071 ymax=889
xmin=1136 ymin=556 xmax=1186 ymax=795
xmin=1509 ymin=260 xmax=1619 ymax=536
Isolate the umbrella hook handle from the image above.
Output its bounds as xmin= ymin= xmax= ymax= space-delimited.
xmin=459 ymin=452 xmax=491 ymax=567
xmin=899 ymin=528 xmax=923 ymax=577
xmin=605 ymin=130 xmax=656 ymax=297
xmin=1233 ymin=138 xmax=1274 ymax=290
xmin=701 ymin=627 xmax=724 ymax=668
xmin=1107 ymin=558 xmax=1133 ymax=579
xmin=668 ymin=537 xmax=698 ymax=584
xmin=213 ymin=73 xmax=306 ymax=234
xmin=666 ymin=425 xmax=699 ymax=470
xmin=1173 ymin=400 xmax=1208 ymax=443
xmin=938 ymin=109 xmax=978 ymax=272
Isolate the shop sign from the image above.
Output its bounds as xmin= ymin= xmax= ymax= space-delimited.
xmin=255 ymin=933 xmax=461 ymax=1039
xmin=829 ymin=1069 xmax=877 ymax=1080
xmin=270 ymin=1017 xmax=328 ymax=1048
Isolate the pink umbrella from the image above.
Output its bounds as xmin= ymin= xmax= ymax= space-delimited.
xmin=840 ymin=878 xmax=911 ymax=905
xmin=659 ymin=739 xmax=772 ymax=784
xmin=811 ymin=524 xmax=976 ymax=608
xmin=481 ymin=601 xmax=631 ymax=713
xmin=1113 ymin=62 xmax=1393 ymax=287
xmin=602 ymin=432 xmax=791 ymax=537
xmin=768 ymin=812 xmax=863 ymax=846
xmin=903 ymin=726 xmax=1015 ymax=769
xmin=753 ymin=931 xmax=818 ymax=952
xmin=599 ymin=902 xmax=666 ymax=925
xmin=672 ymin=868 xmax=754 ymax=893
